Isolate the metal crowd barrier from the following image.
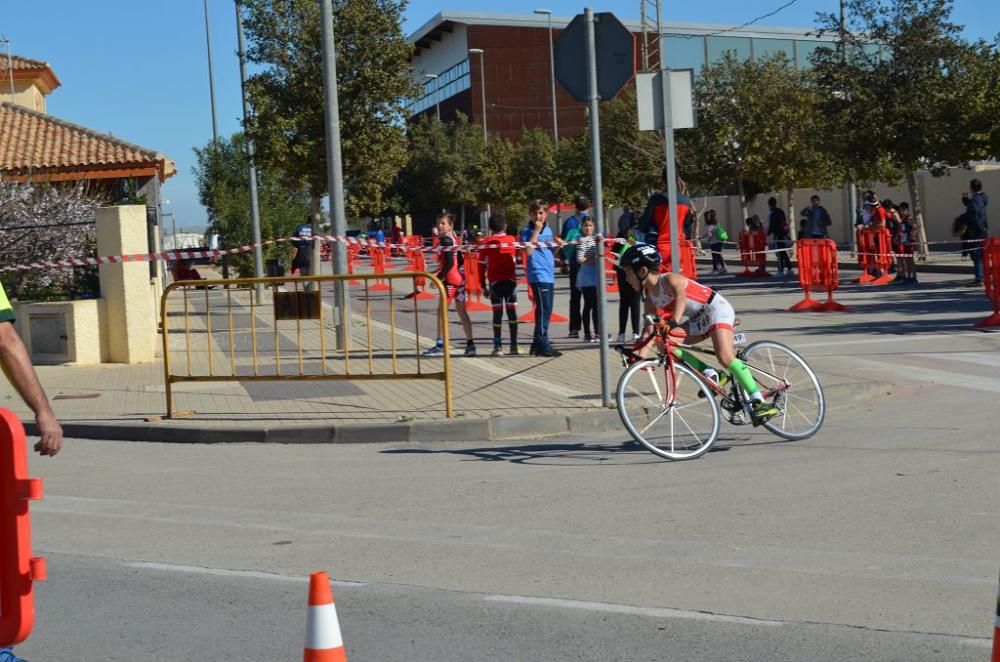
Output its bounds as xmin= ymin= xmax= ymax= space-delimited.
xmin=160 ymin=271 xmax=453 ymax=418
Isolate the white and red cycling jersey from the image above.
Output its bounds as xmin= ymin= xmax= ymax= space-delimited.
xmin=649 ymin=275 xmax=735 ymax=336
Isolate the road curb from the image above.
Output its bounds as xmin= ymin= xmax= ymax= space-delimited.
xmin=26 ymin=379 xmax=892 ymax=444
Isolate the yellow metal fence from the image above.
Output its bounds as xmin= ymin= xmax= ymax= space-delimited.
xmin=160 ymin=271 xmax=452 ymax=418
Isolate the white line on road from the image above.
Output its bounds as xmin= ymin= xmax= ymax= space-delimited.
xmin=795 ymin=331 xmax=996 ymax=349
xmin=484 ymin=594 xmax=785 ymax=626
xmin=860 ymin=358 xmax=1000 ymax=394
xmin=126 ymin=561 xmax=367 ymax=587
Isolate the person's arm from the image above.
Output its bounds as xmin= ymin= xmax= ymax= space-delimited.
xmin=523 ymin=223 xmax=542 ymax=257
xmin=663 ymin=273 xmax=687 ymax=324
xmin=822 ymin=208 xmax=832 ymax=227
xmin=0 ymin=322 xmax=62 ymax=456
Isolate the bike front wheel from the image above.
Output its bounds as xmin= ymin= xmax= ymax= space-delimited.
xmin=740 ymin=340 xmax=825 ymax=440
xmin=617 ymin=359 xmax=721 ymax=460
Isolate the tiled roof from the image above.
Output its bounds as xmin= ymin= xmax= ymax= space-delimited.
xmin=1 ymin=55 xmax=51 ymax=71
xmin=0 ymin=54 xmax=61 ymax=90
xmin=0 ymin=102 xmax=175 ymax=182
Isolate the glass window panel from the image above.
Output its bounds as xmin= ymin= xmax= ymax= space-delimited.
xmin=863 ymin=43 xmax=883 ymax=62
xmin=795 ymin=40 xmax=827 ymax=68
xmin=663 ymin=35 xmax=706 ymax=73
xmin=753 ymin=38 xmax=794 ymax=62
xmin=707 ymin=36 xmax=750 ymax=63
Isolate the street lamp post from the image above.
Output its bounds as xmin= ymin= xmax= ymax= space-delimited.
xmin=533 ymin=8 xmax=558 ymax=142
xmin=424 ymin=73 xmax=440 ymax=120
xmin=203 ymin=0 xmax=219 ymax=144
xmin=468 ymin=48 xmax=487 ymax=143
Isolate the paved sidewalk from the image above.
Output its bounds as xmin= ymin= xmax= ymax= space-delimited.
xmin=4 ymin=264 xmax=991 ymax=443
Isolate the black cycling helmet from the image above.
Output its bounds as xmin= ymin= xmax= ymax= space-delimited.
xmin=617 ymin=243 xmax=661 ymax=274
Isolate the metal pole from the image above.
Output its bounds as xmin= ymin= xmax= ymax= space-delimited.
xmin=656 ymin=2 xmax=681 ymax=274
xmin=471 ymin=49 xmax=487 ymax=142
xmin=2 ymin=36 xmax=14 ymax=102
xmin=547 ymin=14 xmax=559 ymax=141
xmin=236 ymin=1 xmax=265 ymax=301
xmin=203 ymin=0 xmax=220 ymax=144
xmin=585 ymin=8 xmax=611 ymax=408
xmin=319 ymin=0 xmax=351 ymax=348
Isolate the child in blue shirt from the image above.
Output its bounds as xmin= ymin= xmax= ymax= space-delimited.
xmin=520 ymin=200 xmax=560 ymax=357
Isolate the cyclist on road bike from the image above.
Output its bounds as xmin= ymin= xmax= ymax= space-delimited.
xmin=618 ymin=243 xmax=779 ymax=425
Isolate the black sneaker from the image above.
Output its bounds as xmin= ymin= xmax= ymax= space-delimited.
xmin=537 ymin=347 xmax=562 ymax=358
xmin=965 ymin=279 xmax=984 ymax=287
xmin=509 ymin=344 xmax=520 ymax=355
xmin=568 ymin=331 xmax=580 ymax=339
xmin=464 ymin=343 xmax=477 ymax=357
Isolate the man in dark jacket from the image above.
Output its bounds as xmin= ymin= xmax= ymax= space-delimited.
xmin=962 ymin=178 xmax=990 ymax=286
xmin=766 ymin=196 xmax=792 ymax=276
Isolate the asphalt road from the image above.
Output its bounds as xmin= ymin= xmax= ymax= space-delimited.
xmin=13 ymin=324 xmax=1000 ymax=660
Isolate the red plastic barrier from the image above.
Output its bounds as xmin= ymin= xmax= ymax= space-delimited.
xmin=346 ymin=244 xmax=362 ymax=286
xmin=975 ymin=237 xmax=1000 ymax=328
xmin=604 ymin=239 xmax=619 ymax=293
xmin=790 ymin=238 xmax=848 ymax=312
xmin=462 ymin=247 xmax=491 ymax=311
xmin=403 ymin=249 xmax=435 ymax=300
xmin=368 ymin=243 xmax=391 ymax=292
xmin=0 ymin=409 xmax=46 ymax=648
xmin=680 ymin=239 xmax=697 ymax=280
xmin=737 ymin=230 xmax=770 ymax=278
xmin=856 ymin=228 xmax=894 ymax=285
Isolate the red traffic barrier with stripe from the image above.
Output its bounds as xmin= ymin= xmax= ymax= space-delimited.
xmin=346 ymin=244 xmax=362 ymax=286
xmin=403 ymin=249 xmax=435 ymax=300
xmin=975 ymin=237 xmax=1000 ymax=328
xmin=855 ymin=228 xmax=894 ymax=285
xmin=462 ymin=248 xmax=492 ymax=312
xmin=680 ymin=239 xmax=698 ymax=280
xmin=737 ymin=230 xmax=770 ymax=278
xmin=367 ymin=246 xmax=391 ymax=292
xmin=0 ymin=409 xmax=46 ymax=648
xmin=790 ymin=239 xmax=848 ymax=312
xmin=303 ymin=571 xmax=347 ymax=662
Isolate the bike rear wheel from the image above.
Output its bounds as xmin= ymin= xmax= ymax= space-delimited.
xmin=617 ymin=359 xmax=721 ymax=460
xmin=739 ymin=340 xmax=824 ymax=440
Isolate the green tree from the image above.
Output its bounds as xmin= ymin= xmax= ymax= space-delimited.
xmin=598 ymin=87 xmax=662 ymax=209
xmin=511 ymin=128 xmax=562 ymax=203
xmin=812 ymin=0 xmax=991 ymax=255
xmin=676 ymin=53 xmax=782 ymax=220
xmin=193 ymin=134 xmax=311 ymax=277
xmin=239 ymin=0 xmax=415 ymax=222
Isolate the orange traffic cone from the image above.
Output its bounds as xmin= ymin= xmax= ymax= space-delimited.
xmin=992 ymin=568 xmax=1000 ymax=662
xmin=304 ymin=571 xmax=347 ymax=662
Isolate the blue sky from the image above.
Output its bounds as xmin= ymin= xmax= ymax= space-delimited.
xmin=2 ymin=1 xmax=995 ymax=232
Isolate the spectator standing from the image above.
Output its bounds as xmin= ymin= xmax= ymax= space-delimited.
xmin=962 ymin=178 xmax=990 ymax=286
xmin=560 ymin=196 xmax=590 ymax=338
xmin=800 ymin=195 xmax=832 ymax=238
xmin=637 ymin=168 xmax=694 ymax=268
xmin=892 ymin=201 xmax=917 ymax=285
xmin=576 ymin=218 xmax=601 ymax=342
xmin=767 ymin=197 xmax=792 ymax=277
xmin=521 ymin=200 xmax=560 ymax=357
xmin=480 ymin=212 xmax=520 ymax=356
xmin=614 ymin=212 xmax=642 ymax=342
xmin=291 ymin=219 xmax=313 ymax=275
xmin=700 ymin=210 xmax=728 ymax=275
xmin=422 ymin=213 xmax=476 ymax=356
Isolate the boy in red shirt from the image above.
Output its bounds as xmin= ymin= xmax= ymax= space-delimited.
xmin=479 ymin=212 xmax=519 ymax=356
